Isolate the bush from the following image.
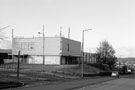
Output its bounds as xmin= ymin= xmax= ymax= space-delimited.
xmin=122 ymin=65 xmax=128 ymax=73
xmin=99 ymin=71 xmax=112 ymax=76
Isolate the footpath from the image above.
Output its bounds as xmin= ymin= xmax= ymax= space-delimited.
xmin=10 ymin=76 xmax=115 ymax=90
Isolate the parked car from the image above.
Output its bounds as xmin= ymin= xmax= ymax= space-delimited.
xmin=111 ymin=71 xmax=119 ymax=78
xmin=127 ymin=69 xmax=133 ymax=74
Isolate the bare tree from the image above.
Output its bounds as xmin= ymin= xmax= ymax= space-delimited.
xmin=0 ymin=26 xmax=10 ymax=39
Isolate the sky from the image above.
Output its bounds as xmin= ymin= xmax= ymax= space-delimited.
xmin=0 ymin=0 xmax=135 ymax=57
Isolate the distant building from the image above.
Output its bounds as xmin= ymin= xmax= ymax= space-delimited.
xmin=0 ymin=49 xmax=12 ymax=64
xmin=12 ymin=37 xmax=81 ymax=65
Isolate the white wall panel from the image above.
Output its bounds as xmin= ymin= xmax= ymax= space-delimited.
xmin=28 ymin=56 xmax=43 ymax=64
xmin=13 ymin=37 xmax=61 ymax=55
xmin=45 ymin=56 xmax=60 ymax=64
xmin=28 ymin=55 xmax=60 ymax=64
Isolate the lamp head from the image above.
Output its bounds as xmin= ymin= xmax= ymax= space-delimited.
xmin=38 ymin=32 xmax=41 ymax=34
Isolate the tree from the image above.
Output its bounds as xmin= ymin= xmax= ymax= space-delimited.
xmin=0 ymin=26 xmax=10 ymax=39
xmin=96 ymin=40 xmax=117 ymax=70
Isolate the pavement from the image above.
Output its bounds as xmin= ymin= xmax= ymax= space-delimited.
xmin=7 ymin=76 xmax=115 ymax=90
xmin=75 ymin=78 xmax=135 ymax=90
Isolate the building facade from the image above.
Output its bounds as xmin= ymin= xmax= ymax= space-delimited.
xmin=12 ymin=37 xmax=81 ymax=65
xmin=0 ymin=49 xmax=12 ymax=64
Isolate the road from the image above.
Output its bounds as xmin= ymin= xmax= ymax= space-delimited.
xmin=10 ymin=77 xmax=114 ymax=90
xmin=5 ymin=75 xmax=135 ymax=90
xmin=75 ymin=78 xmax=135 ymax=90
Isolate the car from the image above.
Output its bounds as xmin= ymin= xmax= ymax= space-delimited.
xmin=127 ymin=69 xmax=132 ymax=74
xmin=127 ymin=69 xmax=131 ymax=72
xmin=111 ymin=71 xmax=119 ymax=78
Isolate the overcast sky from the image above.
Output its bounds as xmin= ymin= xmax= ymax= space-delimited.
xmin=0 ymin=0 xmax=135 ymax=57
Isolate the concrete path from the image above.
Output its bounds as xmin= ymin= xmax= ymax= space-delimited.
xmin=75 ymin=78 xmax=135 ymax=90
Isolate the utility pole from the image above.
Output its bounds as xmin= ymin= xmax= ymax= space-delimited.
xmin=17 ymin=50 xmax=20 ymax=81
xmin=38 ymin=25 xmax=45 ymax=71
xmin=60 ymin=26 xmax=62 ymax=37
xmin=60 ymin=26 xmax=62 ymax=51
xmin=43 ymin=25 xmax=45 ymax=71
xmin=68 ymin=27 xmax=70 ymax=51
xmin=68 ymin=27 xmax=70 ymax=64
xmin=60 ymin=26 xmax=62 ymax=64
xmin=12 ymin=29 xmax=14 ymax=62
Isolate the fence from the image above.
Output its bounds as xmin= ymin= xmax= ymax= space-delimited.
xmin=84 ymin=53 xmax=98 ymax=64
xmin=0 ymin=63 xmax=17 ymax=69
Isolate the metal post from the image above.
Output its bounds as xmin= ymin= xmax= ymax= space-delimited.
xmin=12 ymin=29 xmax=14 ymax=62
xmin=23 ymin=54 xmax=24 ymax=64
xmin=38 ymin=25 xmax=45 ymax=71
xmin=17 ymin=50 xmax=20 ymax=81
xmin=60 ymin=27 xmax=62 ymax=64
xmin=82 ymin=31 xmax=84 ymax=77
xmin=68 ymin=27 xmax=70 ymax=64
xmin=43 ymin=25 xmax=45 ymax=71
xmin=81 ymin=29 xmax=92 ymax=77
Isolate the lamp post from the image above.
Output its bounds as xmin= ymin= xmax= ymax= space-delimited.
xmin=82 ymin=29 xmax=92 ymax=77
xmin=38 ymin=25 xmax=45 ymax=71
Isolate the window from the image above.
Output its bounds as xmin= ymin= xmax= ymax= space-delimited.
xmin=20 ymin=42 xmax=35 ymax=51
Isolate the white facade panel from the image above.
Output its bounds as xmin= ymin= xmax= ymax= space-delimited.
xmin=28 ymin=56 xmax=43 ymax=64
xmin=13 ymin=37 xmax=61 ymax=56
xmin=28 ymin=55 xmax=60 ymax=64
xmin=45 ymin=56 xmax=60 ymax=64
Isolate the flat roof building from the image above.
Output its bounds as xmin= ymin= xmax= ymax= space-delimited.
xmin=13 ymin=37 xmax=81 ymax=65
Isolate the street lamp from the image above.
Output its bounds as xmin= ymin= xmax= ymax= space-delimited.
xmin=82 ymin=29 xmax=92 ymax=77
xmin=38 ymin=25 xmax=45 ymax=71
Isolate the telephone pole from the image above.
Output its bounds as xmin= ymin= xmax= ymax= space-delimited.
xmin=43 ymin=24 xmax=45 ymax=71
xmin=68 ymin=27 xmax=70 ymax=63
xmin=12 ymin=29 xmax=14 ymax=62
xmin=38 ymin=25 xmax=45 ymax=71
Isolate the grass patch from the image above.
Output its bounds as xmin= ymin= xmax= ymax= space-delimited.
xmin=0 ymin=81 xmax=24 ymax=89
xmin=53 ymin=64 xmax=104 ymax=76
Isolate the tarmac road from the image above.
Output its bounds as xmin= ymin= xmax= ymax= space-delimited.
xmin=5 ymin=75 xmax=135 ymax=90
xmin=10 ymin=77 xmax=114 ymax=90
xmin=75 ymin=78 xmax=135 ymax=90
